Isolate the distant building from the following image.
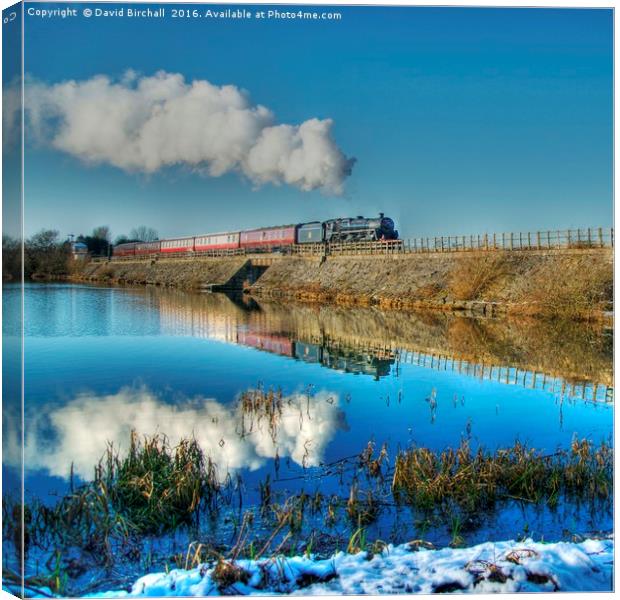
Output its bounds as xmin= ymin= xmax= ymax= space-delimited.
xmin=70 ymin=241 xmax=89 ymax=260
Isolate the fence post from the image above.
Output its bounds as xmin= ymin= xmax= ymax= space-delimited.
xmin=502 ymin=232 xmax=505 ymax=250
xmin=510 ymin=233 xmax=513 ymax=250
xmin=527 ymin=232 xmax=531 ymax=249
xmin=547 ymin=230 xmax=551 ymax=248
xmin=567 ymin=230 xmax=572 ymax=248
xmin=587 ymin=228 xmax=592 ymax=247
xmin=519 ymin=232 xmax=522 ymax=249
xmin=537 ymin=231 xmax=541 ymax=250
xmin=598 ymin=227 xmax=604 ymax=247
xmin=557 ymin=230 xmax=561 ymax=249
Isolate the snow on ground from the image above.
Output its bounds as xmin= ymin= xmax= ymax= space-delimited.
xmin=88 ymin=537 xmax=612 ymax=597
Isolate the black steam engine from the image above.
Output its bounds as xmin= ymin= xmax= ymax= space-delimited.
xmin=323 ymin=213 xmax=399 ymax=243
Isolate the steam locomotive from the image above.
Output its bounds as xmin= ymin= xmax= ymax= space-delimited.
xmin=113 ymin=214 xmax=399 ymax=257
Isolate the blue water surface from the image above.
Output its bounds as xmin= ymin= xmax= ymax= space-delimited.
xmin=3 ymin=282 xmax=613 ymax=547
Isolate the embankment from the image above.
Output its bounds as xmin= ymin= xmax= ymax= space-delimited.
xmin=251 ymin=248 xmax=612 ymax=320
xmin=74 ymin=247 xmax=613 ymax=320
xmin=73 ymin=257 xmax=251 ymax=290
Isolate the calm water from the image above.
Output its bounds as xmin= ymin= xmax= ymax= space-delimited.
xmin=3 ymin=282 xmax=614 ymax=552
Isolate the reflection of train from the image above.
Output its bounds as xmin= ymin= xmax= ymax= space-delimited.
xmin=113 ymin=214 xmax=399 ymax=257
xmin=237 ymin=330 xmax=394 ymax=379
xmin=295 ymin=342 xmax=394 ymax=379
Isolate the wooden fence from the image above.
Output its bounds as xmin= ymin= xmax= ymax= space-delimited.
xmin=319 ymin=227 xmax=614 ymax=257
xmin=92 ymin=227 xmax=613 ymax=262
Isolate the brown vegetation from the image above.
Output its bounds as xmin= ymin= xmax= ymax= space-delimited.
xmin=516 ymin=253 xmax=612 ymax=319
xmin=392 ymin=438 xmax=613 ymax=513
xmin=447 ymin=254 xmax=511 ymax=301
xmin=3 ymin=425 xmax=613 ymax=597
xmin=250 ymin=249 xmax=612 ymax=320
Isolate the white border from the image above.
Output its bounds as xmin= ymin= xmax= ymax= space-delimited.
xmin=0 ymin=1 xmax=616 ymax=599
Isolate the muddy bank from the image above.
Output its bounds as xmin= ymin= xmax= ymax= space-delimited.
xmin=250 ymin=249 xmax=613 ymax=320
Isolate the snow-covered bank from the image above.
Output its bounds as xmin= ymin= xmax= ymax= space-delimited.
xmin=90 ymin=537 xmax=613 ymax=596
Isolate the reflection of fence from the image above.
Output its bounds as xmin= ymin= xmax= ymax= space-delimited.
xmin=397 ymin=349 xmax=614 ymax=403
xmin=93 ymin=227 xmax=614 ymax=262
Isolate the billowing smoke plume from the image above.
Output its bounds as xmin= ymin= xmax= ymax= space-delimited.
xmin=25 ymin=71 xmax=355 ymax=194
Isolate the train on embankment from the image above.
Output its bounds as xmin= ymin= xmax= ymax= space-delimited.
xmin=112 ymin=214 xmax=399 ymax=257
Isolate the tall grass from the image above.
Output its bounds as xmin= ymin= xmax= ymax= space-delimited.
xmin=102 ymin=431 xmax=218 ymax=533
xmin=4 ymin=425 xmax=612 ymax=596
xmin=392 ymin=437 xmax=613 ymax=513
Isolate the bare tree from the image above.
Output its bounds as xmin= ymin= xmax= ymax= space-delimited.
xmin=24 ymin=229 xmax=70 ymax=277
xmin=129 ymin=226 xmax=159 ymax=242
xmin=92 ymin=225 xmax=111 ymax=242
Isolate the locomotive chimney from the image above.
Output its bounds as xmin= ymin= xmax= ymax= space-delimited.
xmin=379 ymin=212 xmax=384 ymax=218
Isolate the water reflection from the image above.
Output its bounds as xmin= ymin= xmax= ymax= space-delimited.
xmin=5 ymin=283 xmax=612 ymax=558
xmin=13 ymin=284 xmax=613 ymax=500
xmin=20 ymin=386 xmax=346 ymax=481
xmin=155 ymin=289 xmax=612 ymax=397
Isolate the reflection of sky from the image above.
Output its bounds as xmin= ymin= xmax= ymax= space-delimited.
xmin=12 ymin=283 xmax=613 ymax=502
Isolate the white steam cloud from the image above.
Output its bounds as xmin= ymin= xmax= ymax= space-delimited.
xmin=25 ymin=71 xmax=356 ymax=193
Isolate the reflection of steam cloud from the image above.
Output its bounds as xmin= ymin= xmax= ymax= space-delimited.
xmin=23 ymin=387 xmax=346 ymax=481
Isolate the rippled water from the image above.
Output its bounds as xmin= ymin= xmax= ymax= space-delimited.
xmin=3 ymin=282 xmax=614 ymax=552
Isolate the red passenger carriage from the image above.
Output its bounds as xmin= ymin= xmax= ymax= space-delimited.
xmin=239 ymin=225 xmax=296 ymax=251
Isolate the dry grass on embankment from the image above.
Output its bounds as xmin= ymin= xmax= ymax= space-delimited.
xmin=72 ymin=248 xmax=612 ymax=320
xmin=250 ymin=249 xmax=613 ymax=321
xmin=73 ymin=257 xmax=248 ymax=289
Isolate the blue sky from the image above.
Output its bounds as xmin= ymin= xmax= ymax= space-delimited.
xmin=22 ymin=4 xmax=613 ymax=240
